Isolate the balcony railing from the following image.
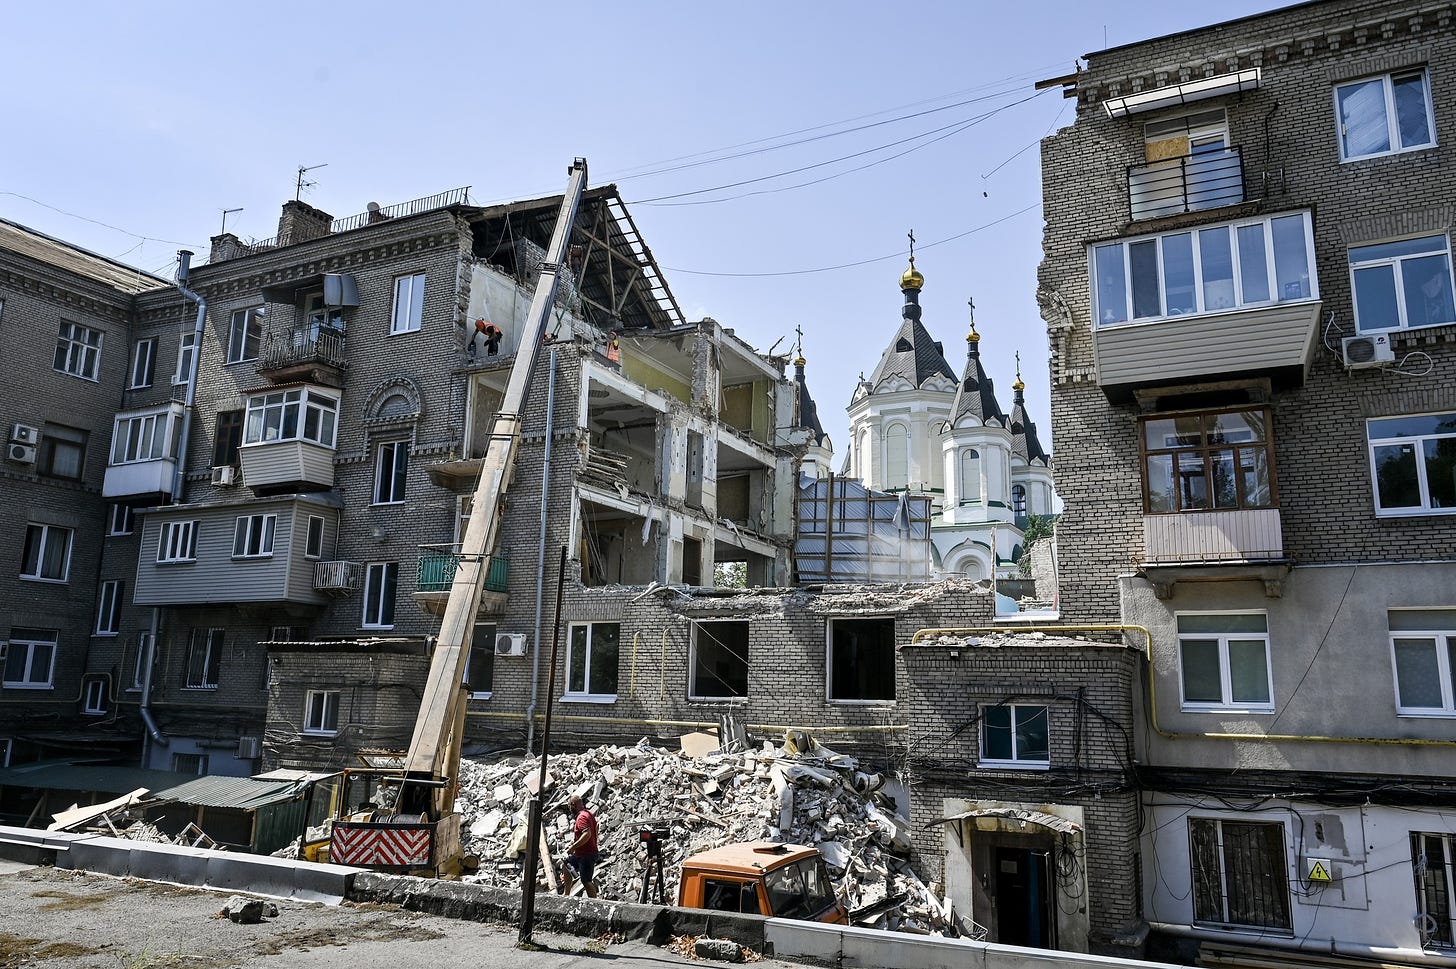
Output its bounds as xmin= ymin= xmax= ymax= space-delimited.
xmin=1143 ymin=509 xmax=1283 ymax=565
xmin=242 ymin=186 xmax=471 ymax=253
xmin=258 ymin=324 xmax=347 ymax=374
xmin=1128 ymin=146 xmax=1244 ymax=221
xmin=416 ymin=553 xmax=508 ymax=594
xmin=314 ymin=560 xmax=362 ymax=594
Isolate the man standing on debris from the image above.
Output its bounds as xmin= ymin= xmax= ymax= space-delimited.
xmin=559 ymin=794 xmax=600 ymax=898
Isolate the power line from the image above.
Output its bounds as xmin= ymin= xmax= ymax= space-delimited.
xmin=0 ymin=190 xmax=204 ymax=249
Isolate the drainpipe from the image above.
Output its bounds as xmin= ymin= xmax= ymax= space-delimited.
xmin=525 ymin=344 xmax=558 ymax=754
xmin=171 ymin=250 xmax=207 ymax=502
xmin=139 ymin=608 xmax=167 ymax=760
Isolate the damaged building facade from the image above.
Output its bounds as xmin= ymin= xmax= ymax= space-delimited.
xmin=1039 ymin=0 xmax=1456 ymax=962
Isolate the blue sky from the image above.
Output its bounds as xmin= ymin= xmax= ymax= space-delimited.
xmin=2 ymin=1 xmax=1289 ymax=456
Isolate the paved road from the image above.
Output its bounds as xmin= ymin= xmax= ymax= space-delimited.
xmin=0 ymin=861 xmax=777 ymax=969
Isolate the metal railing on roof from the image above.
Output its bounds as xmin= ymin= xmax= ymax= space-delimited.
xmin=243 ymin=187 xmax=472 ymax=253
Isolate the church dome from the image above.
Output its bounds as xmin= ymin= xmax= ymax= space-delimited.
xmin=900 ymin=259 xmax=924 ymax=291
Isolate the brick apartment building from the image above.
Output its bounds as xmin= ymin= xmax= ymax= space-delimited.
xmin=1039 ymin=0 xmax=1456 ymax=960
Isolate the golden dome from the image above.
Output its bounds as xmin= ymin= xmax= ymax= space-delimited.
xmin=900 ymin=258 xmax=924 ymax=291
xmin=966 ymin=320 xmax=980 ymax=343
xmin=1013 ymin=374 xmax=1025 ymax=391
xmin=794 ymin=354 xmax=807 ymax=367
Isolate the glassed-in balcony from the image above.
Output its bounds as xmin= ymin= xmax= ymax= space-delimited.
xmin=103 ymin=402 xmax=185 ymax=501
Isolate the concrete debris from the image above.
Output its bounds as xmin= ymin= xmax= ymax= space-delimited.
xmin=693 ymin=937 xmax=746 ymax=962
xmin=217 ymin=895 xmax=278 ymax=924
xmin=452 ymin=736 xmax=958 ymax=936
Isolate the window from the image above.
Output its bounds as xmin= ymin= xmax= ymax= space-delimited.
xmin=1189 ymin=818 xmax=1291 ymax=930
xmin=226 ymin=307 xmax=264 ymax=363
xmin=391 ymin=272 xmax=426 ymax=334
xmin=301 ymin=291 xmax=345 ymax=333
xmin=465 ymin=624 xmax=495 ymax=698
xmin=960 ymin=448 xmax=982 ymax=504
xmin=3 ymin=629 xmax=56 ymax=688
xmin=109 ymin=504 xmax=135 ymax=535
xmin=232 ymin=514 xmax=276 ymax=558
xmin=305 ymin=516 xmax=325 ymax=559
xmin=171 ymin=752 xmax=208 ymax=775
xmin=690 ymin=621 xmax=749 ymax=701
xmin=111 ymin=410 xmax=176 ymax=465
xmin=566 ymin=622 xmax=619 ymax=699
xmin=885 ymin=423 xmax=909 ymax=489
xmin=828 ymin=618 xmax=895 ymax=702
xmin=1390 ymin=609 xmax=1456 ymax=716
xmin=701 ymin=879 xmax=762 ymax=915
xmin=173 ymin=331 xmax=196 ymax=385
xmin=362 ymin=562 xmax=398 ymax=629
xmin=1132 ymin=109 xmax=1240 ymax=220
xmin=1336 ymin=70 xmax=1435 ymax=161
xmin=374 ymin=441 xmax=409 ymax=504
xmin=184 ymin=627 xmax=223 ymax=689
xmin=213 ymin=410 xmax=244 ymax=467
xmin=1349 ymin=235 xmax=1455 ymax=333
xmin=979 ymin=704 xmax=1050 ymax=766
xmin=1368 ymin=412 xmax=1456 ymax=515
xmin=157 ymin=520 xmax=199 ymax=563
xmin=1178 ymin=613 xmax=1273 ymax=712
xmin=1142 ymin=408 xmax=1275 ymax=514
xmin=53 ymin=321 xmax=103 ymax=380
xmin=96 ymin=579 xmax=124 ymax=635
xmin=242 ymin=388 xmax=339 ymax=448
xmin=1413 ymin=832 xmax=1456 ymax=948
xmin=1012 ymin=484 xmax=1027 ymax=516
xmin=21 ymin=524 xmax=73 ymax=582
xmin=39 ymin=424 xmax=86 ymax=480
xmin=132 ymin=633 xmax=152 ymax=690
xmin=1092 ymin=212 xmax=1315 ymax=326
xmin=82 ymin=678 xmax=108 ymax=715
xmin=129 ymin=338 xmax=157 ymax=389
xmin=304 ymin=690 xmax=340 ymax=735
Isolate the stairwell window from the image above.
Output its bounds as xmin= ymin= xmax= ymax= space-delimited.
xmin=21 ymin=523 xmax=73 ymax=582
xmin=184 ymin=628 xmax=223 ymax=689
xmin=95 ymin=579 xmax=124 ymax=636
xmin=303 ymin=690 xmax=340 ymax=735
xmin=1190 ymin=818 xmax=1291 ymax=931
xmin=373 ymin=441 xmax=409 ymax=504
xmin=128 ymin=337 xmax=156 ymax=389
xmin=173 ymin=331 xmax=196 ymax=386
xmin=54 ymin=320 xmax=103 ymax=381
xmin=979 ymin=704 xmax=1049 ymax=767
xmin=157 ymin=521 xmax=199 ymax=563
xmin=1390 ymin=610 xmax=1456 ymax=716
xmin=3 ymin=629 xmax=57 ymax=688
xmin=391 ymin=272 xmax=426 ymax=334
xmin=232 ymin=514 xmax=276 ymax=559
xmin=1349 ymin=235 xmax=1455 ymax=333
xmin=1336 ymin=70 xmax=1435 ymax=161
xmin=362 ymin=562 xmax=398 ymax=629
xmin=1177 ymin=613 xmax=1273 ymax=713
xmin=1368 ymin=412 xmax=1456 ymax=516
xmin=109 ymin=504 xmax=134 ymax=536
xmin=226 ymin=307 xmax=264 ymax=363
xmin=83 ymin=678 xmax=108 ymax=715
xmin=690 ymin=620 xmax=749 ymax=701
xmin=565 ymin=621 xmax=619 ymax=701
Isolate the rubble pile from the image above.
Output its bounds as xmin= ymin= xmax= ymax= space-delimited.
xmin=454 ymin=735 xmax=967 ymax=935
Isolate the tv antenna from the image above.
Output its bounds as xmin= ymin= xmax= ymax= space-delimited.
xmin=295 ymin=163 xmax=328 ymax=201
xmin=219 ymin=207 xmax=243 ymax=235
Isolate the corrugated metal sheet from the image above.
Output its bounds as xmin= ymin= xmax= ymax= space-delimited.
xmin=151 ymin=775 xmax=307 ymax=810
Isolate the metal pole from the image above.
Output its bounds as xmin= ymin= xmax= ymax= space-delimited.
xmin=519 ymin=546 xmax=568 ymax=946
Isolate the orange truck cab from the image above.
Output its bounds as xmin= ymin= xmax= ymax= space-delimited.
xmin=677 ymin=841 xmax=848 ymax=924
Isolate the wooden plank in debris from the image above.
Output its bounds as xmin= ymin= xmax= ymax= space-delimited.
xmin=48 ymin=788 xmax=149 ymax=832
xmin=540 ymin=832 xmax=558 ymax=891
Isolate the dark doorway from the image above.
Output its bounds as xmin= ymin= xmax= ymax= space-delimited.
xmin=994 ymin=845 xmax=1053 ymax=948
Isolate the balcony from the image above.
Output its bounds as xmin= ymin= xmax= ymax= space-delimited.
xmin=103 ymin=458 xmax=178 ymax=501
xmin=239 ymin=440 xmax=335 ymax=493
xmin=314 ymin=560 xmax=361 ymax=594
xmin=412 ymin=552 xmax=509 ymax=616
xmin=1140 ymin=509 xmax=1290 ymax=599
xmin=257 ymin=324 xmax=347 ymax=388
xmin=103 ymin=402 xmax=185 ymax=501
xmin=1128 ymin=146 xmax=1244 ymax=221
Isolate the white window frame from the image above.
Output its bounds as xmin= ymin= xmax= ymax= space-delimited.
xmin=226 ymin=306 xmax=264 ymax=364
xmin=3 ymin=629 xmax=57 ymax=689
xmin=305 ymin=516 xmax=325 ymax=559
xmin=1349 ymin=234 xmax=1456 ymax=333
xmin=131 ymin=632 xmax=152 ymax=691
xmin=978 ymin=703 xmax=1050 ymax=768
xmin=241 ymin=387 xmax=339 ymax=448
xmin=157 ymin=520 xmax=199 ymax=564
xmin=1389 ymin=611 xmax=1456 ymax=717
xmin=1176 ymin=611 xmax=1275 ymax=713
xmin=1367 ymin=412 xmax=1456 ymax=517
xmin=303 ymin=689 xmax=341 ymax=735
xmin=391 ymin=272 xmax=426 ymax=334
xmin=1335 ymin=69 xmax=1437 ymax=162
xmin=689 ymin=620 xmax=750 ymax=702
xmin=53 ymin=320 xmax=103 ymax=381
xmin=20 ymin=523 xmax=73 ymax=583
xmin=564 ymin=621 xmax=619 ymax=702
xmin=96 ymin=579 xmax=124 ymax=636
xmin=128 ymin=337 xmax=157 ymax=389
xmin=825 ymin=617 xmax=897 ymax=705
xmin=184 ymin=627 xmax=223 ymax=690
xmin=82 ymin=678 xmax=108 ymax=714
xmin=172 ymin=331 xmax=196 ymax=386
xmin=373 ymin=440 xmax=409 ymax=504
xmin=362 ymin=562 xmax=398 ymax=629
xmin=110 ymin=408 xmax=177 ymax=465
xmin=1091 ymin=211 xmax=1318 ymax=328
xmin=232 ymin=514 xmax=277 ymax=559
xmin=109 ymin=504 xmax=135 ymax=536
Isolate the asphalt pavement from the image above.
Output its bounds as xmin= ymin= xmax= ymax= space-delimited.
xmin=0 ymin=861 xmax=777 ymax=969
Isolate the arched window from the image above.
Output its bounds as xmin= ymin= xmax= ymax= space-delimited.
xmin=960 ymin=448 xmax=981 ymax=504
xmin=857 ymin=429 xmax=870 ymax=478
xmin=885 ymin=424 xmax=909 ymax=488
xmin=1012 ymin=484 xmax=1027 ymax=516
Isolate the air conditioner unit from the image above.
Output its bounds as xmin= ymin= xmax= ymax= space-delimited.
xmin=495 ymin=633 xmax=526 ymax=657
xmin=211 ymin=465 xmax=238 ymax=487
xmin=1342 ymin=334 xmax=1395 ymax=369
xmin=10 ymin=423 xmax=38 ymax=445
xmin=236 ymin=736 xmax=261 ymax=759
xmin=6 ymin=443 xmax=36 ymax=464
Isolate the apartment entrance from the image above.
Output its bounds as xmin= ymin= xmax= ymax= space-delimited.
xmin=993 ymin=843 xmax=1054 ymax=947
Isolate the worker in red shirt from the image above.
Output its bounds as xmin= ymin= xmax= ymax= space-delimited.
xmin=560 ymin=794 xmax=600 ymax=898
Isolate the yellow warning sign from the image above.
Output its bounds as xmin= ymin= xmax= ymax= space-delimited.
xmin=1307 ymin=860 xmax=1332 ymax=882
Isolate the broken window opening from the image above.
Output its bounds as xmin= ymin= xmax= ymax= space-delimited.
xmin=828 ymin=618 xmax=896 ymax=703
xmin=690 ymin=620 xmax=749 ymax=701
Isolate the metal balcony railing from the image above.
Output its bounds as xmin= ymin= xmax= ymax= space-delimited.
xmin=258 ymin=324 xmax=347 ymax=373
xmin=1128 ymin=146 xmax=1244 ymax=221
xmin=243 ymin=187 xmax=471 ymax=252
xmin=416 ymin=553 xmax=508 ymax=594
xmin=314 ymin=560 xmax=361 ymax=593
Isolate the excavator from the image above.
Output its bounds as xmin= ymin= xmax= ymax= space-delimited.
xmin=325 ymin=159 xmax=590 ymax=876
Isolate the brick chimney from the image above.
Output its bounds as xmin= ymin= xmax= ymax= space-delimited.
xmin=209 ymin=232 xmax=246 ymax=263
xmin=276 ymin=200 xmax=333 ymax=245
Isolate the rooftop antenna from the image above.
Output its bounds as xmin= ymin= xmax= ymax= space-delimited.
xmin=295 ymin=163 xmax=328 ymax=201
xmin=219 ymin=207 xmax=243 ymax=235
